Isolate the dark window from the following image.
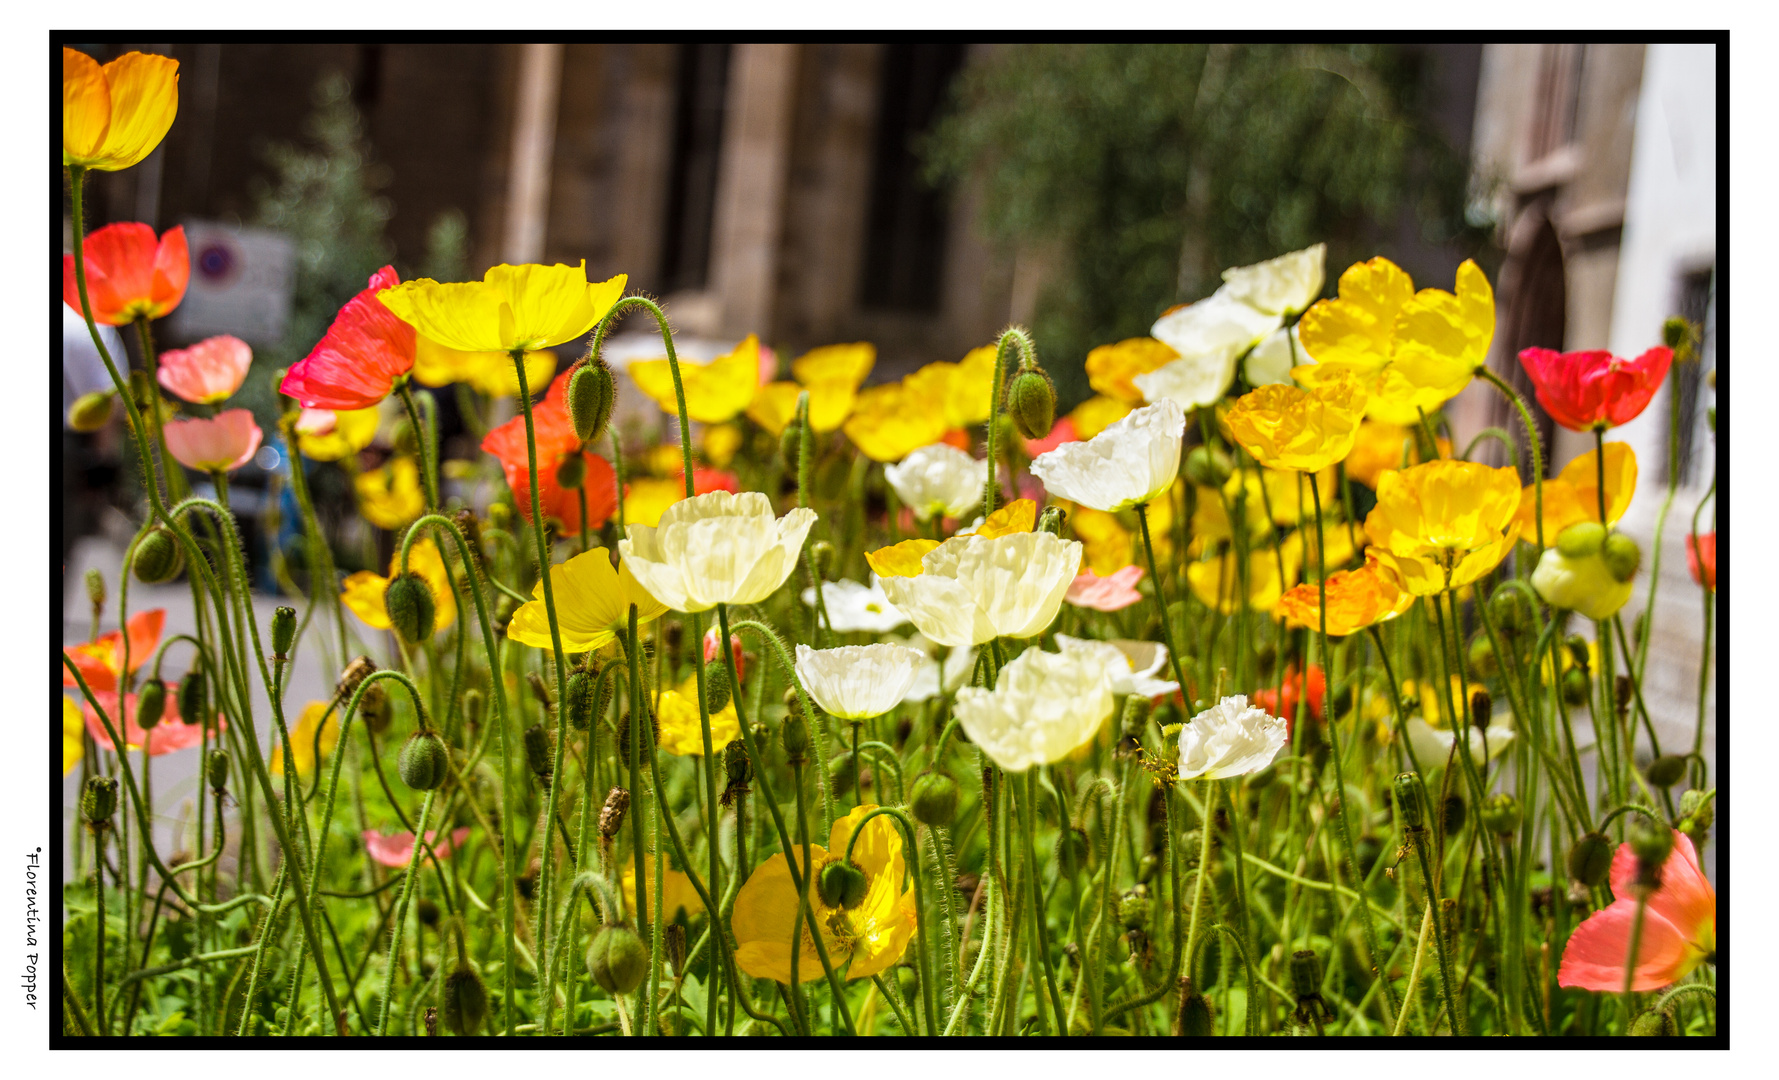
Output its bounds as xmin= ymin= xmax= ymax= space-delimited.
xmin=1673 ymin=267 xmax=1715 ymax=486
xmin=1492 ymin=215 xmax=1564 ymax=479
xmin=859 ymin=43 xmax=968 ymax=312
xmin=659 ymin=43 xmax=731 ymax=293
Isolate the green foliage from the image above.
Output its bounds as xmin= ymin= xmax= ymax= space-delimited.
xmin=924 ymin=44 xmax=1484 ymax=406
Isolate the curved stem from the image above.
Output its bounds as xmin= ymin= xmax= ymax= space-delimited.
xmin=377 ymin=790 xmax=436 ymax=1035
xmin=1477 ymin=368 xmax=1546 ymax=550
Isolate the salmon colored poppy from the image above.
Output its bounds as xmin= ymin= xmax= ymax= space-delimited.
xmin=279 ymin=266 xmax=416 ymax=411
xmin=481 ymin=369 xmax=619 ymax=530
xmin=632 ymin=335 xmax=762 ymax=424
xmin=63 ymin=48 xmax=180 ymax=172
xmin=1558 ymin=829 xmax=1715 ymax=992
xmin=62 ymin=609 xmax=165 ymax=694
xmin=1515 ymin=443 xmax=1637 ymax=545
xmin=84 ymin=685 xmax=221 ymax=756
xmin=1518 ymin=346 xmax=1673 ymax=433
xmin=1687 ymin=532 xmax=1715 ymax=592
xmin=163 ymin=410 xmax=263 ymax=472
xmin=364 ymin=827 xmax=473 ymax=868
xmin=157 ymin=334 xmax=251 ymax=405
xmin=62 ymin=222 xmax=188 ymax=325
xmin=1085 ymin=337 xmax=1179 ymax=405
xmin=1065 ymin=565 xmax=1145 ymax=612
xmin=1277 ymin=559 xmax=1413 ymax=637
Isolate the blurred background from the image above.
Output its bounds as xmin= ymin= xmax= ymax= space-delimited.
xmin=62 ymin=41 xmax=1716 ymax=809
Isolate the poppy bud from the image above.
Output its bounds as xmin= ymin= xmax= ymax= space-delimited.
xmin=568 ymin=357 xmax=616 ymax=444
xmin=1469 ymin=688 xmax=1492 ymax=728
xmin=136 ymin=678 xmax=167 ymax=730
xmin=271 ymin=605 xmax=297 ymax=660
xmin=818 ymin=859 xmax=869 ymax=910
xmin=723 ymin=739 xmax=752 ymax=788
xmin=1441 ymin=794 xmax=1467 ymax=835
xmin=910 ymin=772 xmax=960 ymax=828
xmin=617 ymin=709 xmax=659 ymax=762
xmin=1565 ymin=635 xmax=1592 ymax=670
xmin=781 ymin=699 xmax=810 ymax=763
xmin=1480 ymin=792 xmax=1521 ymax=836
xmin=1662 ymin=315 xmax=1693 ymax=353
xmin=1005 ymin=365 xmax=1057 ymax=441
xmin=336 ymin=655 xmax=377 ymax=702
xmin=1630 ymin=819 xmax=1673 ymax=892
xmin=810 ymin=540 xmax=835 ymax=579
xmin=1184 ymin=445 xmax=1233 ymax=488
xmin=1393 ymin=773 xmax=1425 ymax=829
xmin=385 ymin=573 xmax=437 ymax=644
xmin=1646 ymin=754 xmax=1687 ymax=788
xmin=1678 ymin=788 xmax=1714 ymax=851
xmin=665 ymin=923 xmax=689 ymax=978
xmin=1603 ymin=532 xmax=1641 ymax=583
xmin=1489 ymin=587 xmax=1531 ymax=637
xmin=555 ymin=453 xmax=586 ymax=490
xmin=1175 ymin=978 xmax=1215 ymax=1037
xmin=1119 ymin=886 xmax=1151 ymax=930
xmin=1120 ymin=695 xmax=1153 ymax=739
xmin=1037 ymin=505 xmax=1068 ymax=536
xmin=523 ymin=723 xmax=552 ymax=780
xmin=779 ymin=425 xmax=802 ymax=470
xmin=207 ymin=748 xmax=230 ymax=794
xmin=564 ymin=670 xmax=595 ymax=731
xmin=526 ymin=671 xmax=552 ymax=708
xmin=462 ymin=687 xmax=484 ymax=728
xmin=416 ymin=897 xmax=441 ymax=928
xmin=360 ymin=680 xmax=391 ymax=734
xmin=1467 ymin=635 xmax=1498 ymax=680
xmin=441 ymin=965 xmax=489 ymax=1036
xmin=82 ymin=775 xmax=119 ymax=829
xmin=399 ymin=730 xmax=450 ymax=791
xmin=129 ymin=368 xmax=157 ymax=413
xmin=703 ymin=662 xmax=732 ymax=713
xmin=599 ymin=787 xmax=630 ymax=839
xmin=587 ymin=924 xmax=649 ymax=993
xmin=1561 ymin=667 xmax=1590 ymax=707
xmin=69 ymin=389 xmax=116 ymax=432
xmin=84 ymin=568 xmax=106 ymax=610
xmin=177 ymin=671 xmax=208 ymax=726
xmin=1568 ymin=831 xmax=1614 ymax=888
xmin=1556 ymin=521 xmax=1606 ymax=560
xmin=1289 ymin=949 xmax=1323 ymax=1001
xmin=133 ymin=526 xmax=184 ymax=584
xmin=1629 ymin=1007 xmax=1680 ymax=1037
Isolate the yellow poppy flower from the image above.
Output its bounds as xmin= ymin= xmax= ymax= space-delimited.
xmin=64 ymin=696 xmax=84 ymax=776
xmin=1067 ymin=394 xmax=1135 ymax=440
xmin=1277 ymin=557 xmax=1412 ymax=636
xmin=1226 ymin=367 xmax=1368 ymax=474
xmin=269 ymin=701 xmax=340 ymax=779
xmin=704 ymin=423 xmax=742 ymax=467
xmin=1343 ymin=419 xmax=1449 ymax=489
xmin=1085 ymin=337 xmax=1179 ymax=405
xmin=1186 ymin=543 xmax=1302 ymax=615
xmin=974 ymin=498 xmax=1035 ymax=538
xmin=1364 ymin=459 xmax=1521 ymax=596
xmin=731 ymin=803 xmax=917 ymax=984
xmin=355 ymin=457 xmax=424 ymax=530
xmin=631 ymin=335 xmax=761 ymax=424
xmin=622 ymin=855 xmax=706 ymax=922
xmin=378 ymin=263 xmax=626 ymax=354
xmin=744 ymin=343 xmax=877 ymax=435
xmin=340 ymin=538 xmax=458 ymax=634
xmin=905 ymin=345 xmax=999 ymax=429
xmin=63 ymin=48 xmax=180 ymax=172
xmin=1070 ymin=506 xmax=1135 ymax=576
xmin=296 ymin=407 xmax=379 ymax=463
xmin=866 ymin=538 xmax=942 ymax=579
xmin=1191 ymin=476 xmax=1270 ymax=546
xmin=622 ymin=477 xmax=685 ymax=529
xmin=1296 ymin=258 xmax=1494 ymax=425
xmin=794 ymin=342 xmax=876 ymax=387
xmin=1516 ymin=442 xmax=1636 ymax=546
xmin=507 ymin=548 xmax=666 ymax=653
xmin=655 ymin=674 xmax=739 ymax=756
xmin=844 ymin=382 xmax=949 ymax=462
xmin=412 ymin=335 xmax=556 ymax=398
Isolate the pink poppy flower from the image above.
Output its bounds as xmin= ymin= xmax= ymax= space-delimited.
xmin=1558 ymin=829 xmax=1716 ymax=992
xmin=1065 ymin=565 xmax=1145 ymax=612
xmin=1025 ymin=415 xmax=1079 ymax=458
xmin=363 ymin=826 xmax=474 ymax=868
xmin=156 ymin=334 xmax=252 ymax=404
xmin=163 ymin=409 xmax=263 ymax=472
xmin=704 ymin=626 xmax=745 ymax=682
xmin=83 ymin=684 xmax=222 ymax=756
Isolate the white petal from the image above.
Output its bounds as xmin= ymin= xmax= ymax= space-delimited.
xmin=1219 ymin=243 xmax=1327 ymax=316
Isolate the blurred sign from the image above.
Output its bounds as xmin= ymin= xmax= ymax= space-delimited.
xmin=167 ymin=221 xmax=294 ymax=346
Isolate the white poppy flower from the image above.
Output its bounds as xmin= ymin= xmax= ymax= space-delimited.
xmin=1405 ymin=716 xmax=1517 ymax=768
xmin=1054 ymin=634 xmax=1179 ymax=698
xmin=952 ymin=646 xmax=1116 ymax=772
xmin=1029 ymin=399 xmax=1185 ymax=513
xmin=901 ymin=634 xmax=977 ymax=703
xmin=876 ymin=531 xmax=1082 ymax=648
xmin=1244 ymin=324 xmax=1305 ymax=388
xmin=794 ymin=642 xmax=926 ymax=721
xmin=619 ymin=490 xmax=818 ymax=613
xmin=884 ymin=443 xmax=988 ymax=522
xmin=1177 ymin=695 xmax=1288 ymax=781
xmin=801 ymin=576 xmax=910 ymax=633
xmin=1139 ymin=292 xmax=1281 ymax=408
xmin=1218 ymin=243 xmax=1326 ymax=317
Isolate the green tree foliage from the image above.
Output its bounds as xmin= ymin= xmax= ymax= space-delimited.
xmin=925 ymin=44 xmax=1484 ymax=406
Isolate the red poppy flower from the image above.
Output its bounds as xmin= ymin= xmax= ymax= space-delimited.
xmin=62 ymin=609 xmax=165 ymax=694
xmin=62 ymin=222 xmax=188 ymax=325
xmin=1687 ymin=532 xmax=1716 ymax=592
xmin=1253 ymin=663 xmax=1325 ymax=735
xmin=481 ymin=369 xmax=618 ymax=530
xmin=279 ymin=266 xmax=416 ymax=410
xmin=84 ymin=683 xmax=222 ymax=756
xmin=363 ymin=827 xmax=473 ymax=868
xmin=686 ymin=467 xmax=739 ymax=495
xmin=1517 ymin=346 xmax=1673 ymax=432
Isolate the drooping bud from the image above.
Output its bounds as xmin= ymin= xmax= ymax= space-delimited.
xmin=1629 ymin=1007 xmax=1680 ymax=1036
xmin=1184 ymin=445 xmax=1233 ymax=488
xmin=1561 ymin=668 xmax=1591 ymax=707
xmin=1479 ymin=792 xmax=1522 ymax=836
xmin=441 ymin=965 xmax=489 ymax=1036
xmin=665 ymin=923 xmax=689 ymax=978
xmin=462 ymin=687 xmax=484 ymax=729
xmin=384 ymin=573 xmax=437 ymax=644
xmin=1393 ymin=773 xmax=1425 ymax=829
xmin=136 ymin=678 xmax=167 ymax=730
xmin=555 ymin=453 xmax=586 ymax=490
xmin=1566 ymin=635 xmax=1592 ymax=670
xmin=69 ymin=389 xmax=116 ymax=432
xmin=526 ymin=671 xmax=552 ymax=708
xmin=564 ymin=669 xmax=596 ymax=731
xmin=1568 ymin=832 xmax=1614 ymax=888
xmin=909 ymin=772 xmax=960 ymax=828
xmin=1466 ymin=635 xmax=1498 ymax=680
xmin=1037 ymin=505 xmax=1068 ymax=536
xmin=359 ymin=680 xmax=391 ymax=734
xmin=399 ymin=730 xmax=450 ymax=791
xmin=723 ymin=739 xmax=752 ymax=789
xmin=416 ymin=897 xmax=441 ymax=928
xmin=1629 ymin=819 xmax=1673 ymax=894
xmin=779 ymin=425 xmax=802 ymax=469
xmin=1662 ymin=315 xmax=1694 ymax=354
xmin=133 ymin=526 xmax=184 ymax=584
xmin=81 ymin=776 xmax=118 ymax=829
xmin=703 ymin=662 xmax=732 ymax=713
xmin=1603 ymin=532 xmax=1642 ymax=583
xmin=567 ymin=357 xmax=617 ymax=444
xmin=586 ymin=924 xmax=650 ymax=993
xmin=1005 ymin=365 xmax=1057 ymax=441
xmin=336 ymin=656 xmax=377 ymax=703
xmin=1174 ymin=978 xmax=1215 ymax=1037
xmin=177 ymin=671 xmax=208 ymax=727
xmin=271 ymin=605 xmax=297 ymax=660
xmin=1677 ymin=788 xmax=1714 ymax=852
xmin=1119 ymin=885 xmax=1151 ymax=930
xmin=599 ymin=787 xmax=630 ymax=839
xmin=206 ymin=748 xmax=230 ymax=793
xmin=818 ymin=859 xmax=869 ymax=910
xmin=85 ymin=568 xmax=106 ymax=610
xmin=1489 ymin=586 xmax=1531 ymax=637
xmin=1646 ymin=755 xmax=1687 ymax=789
xmin=1289 ymin=949 xmax=1323 ymax=1001
xmin=523 ymin=723 xmax=552 ymax=780
xmin=1469 ymin=688 xmax=1492 ymax=728
xmin=1120 ymin=695 xmax=1154 ymax=739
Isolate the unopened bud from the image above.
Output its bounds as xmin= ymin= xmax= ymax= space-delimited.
xmin=1603 ymin=532 xmax=1641 ymax=583
xmin=1467 ymin=635 xmax=1498 ymax=680
xmin=555 ymin=453 xmax=586 ymax=490
xmin=416 ymin=897 xmax=441 ymax=928
xmin=910 ymin=772 xmax=959 ymax=828
xmin=84 ymin=568 xmax=106 ymax=609
xmin=567 ymin=357 xmax=617 ymax=444
xmin=1005 ymin=366 xmax=1057 ymax=441
xmin=271 ymin=605 xmax=297 ymax=659
xmin=526 ymin=671 xmax=553 ymax=708
xmin=399 ymin=730 xmax=450 ymax=791
xmin=1184 ymin=445 xmax=1233 ymax=488
xmin=453 ymin=509 xmax=486 ymax=567
xmin=207 ymin=748 xmax=230 ymax=794
xmin=1647 ymin=754 xmax=1686 ymax=789
xmin=1120 ymin=695 xmax=1153 ymax=739
xmin=1289 ymin=949 xmax=1323 ymax=1001
xmin=462 ymin=688 xmax=484 ymax=728
xmin=1566 ymin=635 xmax=1592 ymax=670
xmin=177 ymin=671 xmax=208 ymax=727
xmin=564 ymin=670 xmax=596 ymax=731
xmin=1557 ymin=521 xmax=1606 ymax=560
xmin=1055 ymin=825 xmax=1090 ymax=878
xmin=442 ymin=965 xmax=489 ymax=1036
xmin=1442 ymin=794 xmax=1467 ymax=835
xmin=1561 ymin=667 xmax=1591 ymax=707
xmin=599 ymin=787 xmax=630 ymax=839
xmin=665 ymin=922 xmax=689 ymax=978
xmin=1393 ymin=773 xmax=1425 ymax=829
xmin=1174 ymin=978 xmax=1215 ymax=1037
xmin=336 ymin=656 xmax=377 ymax=703
xmin=1568 ymin=832 xmax=1614 ymax=888
xmin=132 ymin=678 xmax=166 ymax=730
xmin=1469 ymin=688 xmax=1492 ymax=729
xmin=781 ymin=700 xmax=810 ymax=763
xmin=133 ymin=526 xmax=184 ymax=584
xmin=723 ymin=739 xmax=752 ymax=788
xmin=82 ymin=775 xmax=118 ymax=828
xmin=1037 ymin=505 xmax=1067 ymax=536
xmin=818 ymin=859 xmax=869 ymax=910
xmin=587 ymin=924 xmax=649 ymax=993
xmin=1480 ymin=792 xmax=1521 ymax=836
xmin=69 ymin=389 xmax=116 ymax=432
xmin=384 ymin=573 xmax=437 ymax=644
xmin=523 ymin=723 xmax=552 ymax=780
xmin=1119 ymin=886 xmax=1151 ymax=930
xmin=809 ymin=541 xmax=835 ymax=579
xmin=1630 ymin=819 xmax=1673 ymax=892
xmin=359 ymin=680 xmax=391 ymax=734
xmin=703 ymin=662 xmax=732 ymax=713
xmin=1629 ymin=1007 xmax=1680 ymax=1036
xmin=779 ymin=425 xmax=802 ymax=469
xmin=1489 ymin=586 xmax=1531 ymax=637
xmin=1662 ymin=316 xmax=1693 ymax=354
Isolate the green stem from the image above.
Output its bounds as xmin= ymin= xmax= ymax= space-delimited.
xmin=396 ymin=380 xmax=440 ymax=512
xmin=1477 ymin=368 xmax=1546 ymax=550
xmin=377 ymin=790 xmax=436 ymax=1035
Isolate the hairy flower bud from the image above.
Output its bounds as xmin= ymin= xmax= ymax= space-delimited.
xmin=1557 ymin=521 xmax=1607 ymax=560
xmin=336 ymin=655 xmax=377 ymax=702
xmin=207 ymin=748 xmax=230 ymax=794
xmin=723 ymin=738 xmax=752 ymax=789
xmin=69 ymin=389 xmax=116 ymax=433
xmin=555 ymin=453 xmax=586 ymax=490
xmin=1174 ymin=978 xmax=1215 ymax=1037
xmin=1630 ymin=819 xmax=1673 ymax=893
xmin=462 ymin=687 xmax=484 ymax=728
xmin=587 ymin=924 xmax=649 ymax=993
xmin=133 ymin=526 xmax=184 ymax=584
xmin=564 ymin=669 xmax=596 ymax=731
xmin=271 ymin=605 xmax=297 ymax=660
xmin=359 ymin=680 xmax=391 ymax=734
xmin=665 ymin=923 xmax=689 ymax=978
xmin=1480 ymin=792 xmax=1521 ymax=836
xmin=177 ymin=671 xmax=208 ymax=727
xmin=809 ymin=540 xmax=835 ymax=580
xmin=1629 ymin=1008 xmax=1680 ymax=1037
xmin=1489 ymin=586 xmax=1531 ymax=638
xmin=1005 ymin=365 xmax=1057 ymax=441
xmin=1037 ymin=505 xmax=1068 ymax=536
xmin=1393 ymin=773 xmax=1425 ymax=829
xmin=1289 ymin=949 xmax=1323 ymax=1001
xmin=1561 ymin=667 xmax=1590 ymax=707
xmin=910 ymin=772 xmax=960 ymax=828
xmin=818 ymin=859 xmax=869 ymax=910
xmin=1662 ymin=315 xmax=1694 ymax=354
xmin=781 ymin=697 xmax=811 ymax=763
xmin=568 ymin=357 xmax=617 ymax=444
xmin=1646 ymin=754 xmax=1687 ymax=789
xmin=1569 ymin=832 xmax=1614 ymax=888
xmin=1469 ymin=688 xmax=1492 ymax=728
xmin=523 ymin=723 xmax=552 ymax=780
xmin=1602 ymin=532 xmax=1642 ymax=583
xmin=82 ymin=776 xmax=119 ymax=828
xmin=416 ymin=897 xmax=441 ymax=928
xmin=136 ymin=678 xmax=167 ymax=730
xmin=1467 ymin=635 xmax=1498 ymax=680
xmin=399 ymin=730 xmax=450 ymax=791
xmin=441 ymin=965 xmax=489 ymax=1036
xmin=1441 ymin=794 xmax=1467 ymax=835
xmin=384 ymin=573 xmax=437 ymax=644
xmin=779 ymin=425 xmax=802 ymax=470
xmin=84 ymin=568 xmax=106 ymax=610
xmin=453 ymin=508 xmax=486 ymax=567
xmin=1184 ymin=445 xmax=1233 ymax=488
xmin=1119 ymin=886 xmax=1151 ymax=930
xmin=599 ymin=787 xmax=631 ymax=839
xmin=703 ymin=661 xmax=732 ymax=714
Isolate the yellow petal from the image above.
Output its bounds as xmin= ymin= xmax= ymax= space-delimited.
xmin=466 ymin=350 xmax=555 ymax=399
xmin=1391 ymin=259 xmax=1494 ymax=382
xmin=91 ymin=51 xmax=181 ymax=171
xmin=380 ymin=266 xmax=623 ymax=353
xmin=792 ymin=342 xmax=875 ymax=388
xmin=355 ymin=457 xmax=425 ymax=530
xmin=62 ymin=48 xmax=111 ymax=166
xmin=655 ymin=679 xmax=739 ymax=756
xmin=341 ymin=571 xmax=394 ymax=630
xmin=844 ymin=382 xmax=949 ymax=462
xmin=508 ymin=548 xmax=665 ymax=652
xmin=296 ymin=407 xmax=379 ymax=462
xmin=747 ymin=382 xmax=803 ymax=436
xmin=975 ymin=499 xmax=1036 ymax=539
xmin=1517 ymin=442 xmax=1637 ymax=544
xmin=631 ymin=335 xmax=760 ymax=423
xmin=866 ymin=538 xmax=940 ymax=579
xmin=704 ymin=423 xmax=742 ymax=468
xmin=1086 ymin=337 xmax=1179 ymax=405
xmin=1069 ymin=506 xmax=1135 ymax=576
xmin=622 ymin=477 xmax=684 ymax=528
xmin=398 ymin=538 xmax=459 ymax=632
xmin=1067 ymin=394 xmax=1134 ymax=440
xmin=1297 ymin=257 xmax=1414 ymax=373
xmin=63 ymin=696 xmax=85 ymax=776
xmin=411 ymin=335 xmax=487 ymax=387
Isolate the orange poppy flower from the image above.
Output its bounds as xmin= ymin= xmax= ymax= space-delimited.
xmin=62 ymin=222 xmax=188 ymax=326
xmin=1276 ymin=559 xmax=1413 ymax=636
xmin=482 ymin=369 xmax=618 ymax=530
xmin=62 ymin=608 xmax=166 ymax=695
